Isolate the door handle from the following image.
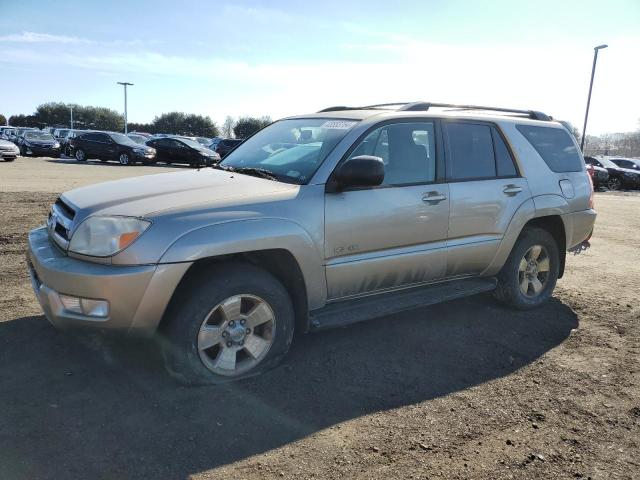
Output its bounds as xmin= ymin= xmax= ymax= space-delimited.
xmin=422 ymin=192 xmax=447 ymax=204
xmin=503 ymin=184 xmax=523 ymax=196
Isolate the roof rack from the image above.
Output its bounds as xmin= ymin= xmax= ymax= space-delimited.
xmin=318 ymin=102 xmax=552 ymax=121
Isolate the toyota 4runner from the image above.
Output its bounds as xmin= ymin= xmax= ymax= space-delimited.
xmin=27 ymin=102 xmax=596 ymax=384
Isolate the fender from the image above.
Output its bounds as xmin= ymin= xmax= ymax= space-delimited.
xmin=483 ymin=194 xmax=572 ymax=276
xmin=159 ymin=218 xmax=327 ymax=310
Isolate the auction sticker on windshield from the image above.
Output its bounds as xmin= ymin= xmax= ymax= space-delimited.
xmin=321 ymin=120 xmax=357 ymax=130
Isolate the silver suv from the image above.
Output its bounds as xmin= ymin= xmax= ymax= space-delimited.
xmin=27 ymin=102 xmax=596 ymax=384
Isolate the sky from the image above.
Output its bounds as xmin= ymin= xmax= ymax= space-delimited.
xmin=0 ymin=0 xmax=639 ymax=135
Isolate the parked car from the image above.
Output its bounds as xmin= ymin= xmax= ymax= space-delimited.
xmin=0 ymin=139 xmax=20 ymax=161
xmin=53 ymin=128 xmax=70 ymax=140
xmin=28 ymin=102 xmax=597 ymax=384
xmin=146 ymin=136 xmax=220 ymax=166
xmin=584 ymin=156 xmax=640 ymax=190
xmin=208 ymin=137 xmax=222 ymax=150
xmin=129 ymin=131 xmax=153 ymax=139
xmin=0 ymin=126 xmax=18 ymax=140
xmin=59 ymin=130 xmax=80 ymax=156
xmin=584 ymin=161 xmax=609 ymax=189
xmin=71 ymin=131 xmax=156 ymax=165
xmin=215 ymin=138 xmax=243 ymax=158
xmin=11 ymin=128 xmax=37 ymax=144
xmin=610 ymin=157 xmax=640 ymax=174
xmin=17 ymin=130 xmax=61 ymax=157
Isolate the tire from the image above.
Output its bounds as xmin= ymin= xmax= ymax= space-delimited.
xmin=607 ymin=176 xmax=622 ymax=191
xmin=75 ymin=149 xmax=87 ymax=162
xmin=118 ymin=152 xmax=131 ymax=165
xmin=160 ymin=262 xmax=295 ymax=385
xmin=493 ymin=227 xmax=560 ymax=310
xmin=4 ymin=158 xmax=15 ymax=162
xmin=20 ymin=146 xmax=27 ymax=157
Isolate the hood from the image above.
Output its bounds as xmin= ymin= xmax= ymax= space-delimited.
xmin=61 ymin=168 xmax=300 ymax=219
xmin=610 ymin=166 xmax=640 ymax=175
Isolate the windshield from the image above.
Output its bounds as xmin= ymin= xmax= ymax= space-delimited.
xmin=25 ymin=131 xmax=55 ymax=141
xmin=220 ymin=118 xmax=358 ymax=184
xmin=196 ymin=137 xmax=210 ymax=145
xmin=128 ymin=134 xmax=147 ymax=144
xmin=176 ymin=137 xmax=205 ymax=149
xmin=109 ymin=132 xmax=139 ymax=146
xmin=598 ymin=157 xmax=618 ymax=168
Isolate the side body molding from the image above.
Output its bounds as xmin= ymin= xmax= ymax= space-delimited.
xmin=158 ymin=218 xmax=327 ymax=310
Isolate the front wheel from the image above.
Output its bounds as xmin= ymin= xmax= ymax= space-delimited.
xmin=160 ymin=263 xmax=295 ymax=385
xmin=493 ymin=227 xmax=559 ymax=310
xmin=20 ymin=146 xmax=27 ymax=157
xmin=607 ymin=176 xmax=622 ymax=191
xmin=118 ymin=152 xmax=131 ymax=165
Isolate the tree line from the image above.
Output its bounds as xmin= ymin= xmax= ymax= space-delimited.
xmin=2 ymin=103 xmax=272 ymax=139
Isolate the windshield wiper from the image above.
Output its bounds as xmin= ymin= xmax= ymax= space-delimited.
xmin=217 ymin=165 xmax=279 ymax=181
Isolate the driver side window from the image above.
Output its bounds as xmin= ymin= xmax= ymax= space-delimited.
xmin=347 ymin=122 xmax=436 ymax=186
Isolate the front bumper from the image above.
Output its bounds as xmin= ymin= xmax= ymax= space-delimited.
xmin=27 ymin=227 xmax=190 ymax=335
xmin=0 ymin=150 xmax=18 ymax=159
xmin=23 ymin=145 xmax=61 ymax=157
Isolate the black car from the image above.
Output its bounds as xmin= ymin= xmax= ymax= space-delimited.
xmin=584 ymin=156 xmax=640 ymax=190
xmin=71 ymin=131 xmax=156 ymax=165
xmin=146 ymin=136 xmax=220 ymax=166
xmin=215 ymin=138 xmax=243 ymax=158
xmin=18 ymin=130 xmax=61 ymax=157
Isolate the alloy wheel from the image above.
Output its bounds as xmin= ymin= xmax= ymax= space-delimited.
xmin=119 ymin=153 xmax=130 ymax=165
xmin=197 ymin=294 xmax=276 ymax=376
xmin=607 ymin=177 xmax=622 ymax=190
xmin=75 ymin=149 xmax=85 ymax=161
xmin=518 ymin=245 xmax=550 ymax=298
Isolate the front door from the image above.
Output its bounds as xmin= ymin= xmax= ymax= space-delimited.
xmin=324 ymin=120 xmax=450 ymax=300
xmin=443 ymin=121 xmax=531 ymax=276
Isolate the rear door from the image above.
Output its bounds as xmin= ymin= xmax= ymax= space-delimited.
xmin=443 ymin=121 xmax=530 ymax=276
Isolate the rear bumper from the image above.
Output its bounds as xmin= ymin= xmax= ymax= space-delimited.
xmin=27 ymin=227 xmax=190 ymax=335
xmin=562 ymin=209 xmax=597 ymax=249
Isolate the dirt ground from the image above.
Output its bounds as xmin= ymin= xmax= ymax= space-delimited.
xmin=1 ymin=157 xmax=638 ymax=480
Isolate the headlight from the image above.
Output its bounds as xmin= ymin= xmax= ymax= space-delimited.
xmin=69 ymin=216 xmax=151 ymax=257
xmin=53 ymin=142 xmax=60 ymax=148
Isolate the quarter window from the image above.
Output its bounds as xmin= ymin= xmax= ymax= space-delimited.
xmin=446 ymin=123 xmax=496 ymax=180
xmin=347 ymin=122 xmax=436 ymax=185
xmin=516 ymin=125 xmax=582 ymax=173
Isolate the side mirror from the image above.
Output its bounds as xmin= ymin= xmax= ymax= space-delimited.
xmin=331 ymin=155 xmax=385 ymax=191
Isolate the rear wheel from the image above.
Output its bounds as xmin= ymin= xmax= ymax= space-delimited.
xmin=75 ymin=149 xmax=86 ymax=162
xmin=160 ymin=263 xmax=295 ymax=385
xmin=493 ymin=227 xmax=559 ymax=309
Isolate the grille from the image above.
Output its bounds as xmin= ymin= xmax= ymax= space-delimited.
xmin=48 ymin=198 xmax=76 ymax=250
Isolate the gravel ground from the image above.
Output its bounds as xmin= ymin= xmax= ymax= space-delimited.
xmin=0 ymin=157 xmax=638 ymax=480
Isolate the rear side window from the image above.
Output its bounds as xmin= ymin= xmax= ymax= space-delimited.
xmin=446 ymin=123 xmax=495 ymax=180
xmin=516 ymin=125 xmax=582 ymax=172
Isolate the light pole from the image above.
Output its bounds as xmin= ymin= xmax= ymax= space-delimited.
xmin=117 ymin=81 xmax=134 ymax=134
xmin=580 ymin=44 xmax=607 ymax=152
xmin=69 ymin=105 xmax=74 ymax=130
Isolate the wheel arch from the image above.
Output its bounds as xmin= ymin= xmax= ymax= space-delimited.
xmin=159 ymin=249 xmax=311 ymax=334
xmin=521 ymin=215 xmax=567 ymax=278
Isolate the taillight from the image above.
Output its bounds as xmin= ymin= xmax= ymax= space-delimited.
xmin=586 ymin=170 xmax=594 ymax=209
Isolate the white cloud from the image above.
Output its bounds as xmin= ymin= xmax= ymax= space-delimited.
xmin=0 ymin=31 xmax=89 ymax=44
xmin=1 ymin=33 xmax=638 ymax=134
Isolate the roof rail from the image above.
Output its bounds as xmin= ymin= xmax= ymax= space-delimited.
xmin=398 ymin=102 xmax=552 ymax=121
xmin=317 ymin=106 xmax=356 ymax=112
xmin=317 ymin=102 xmax=551 ymax=121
